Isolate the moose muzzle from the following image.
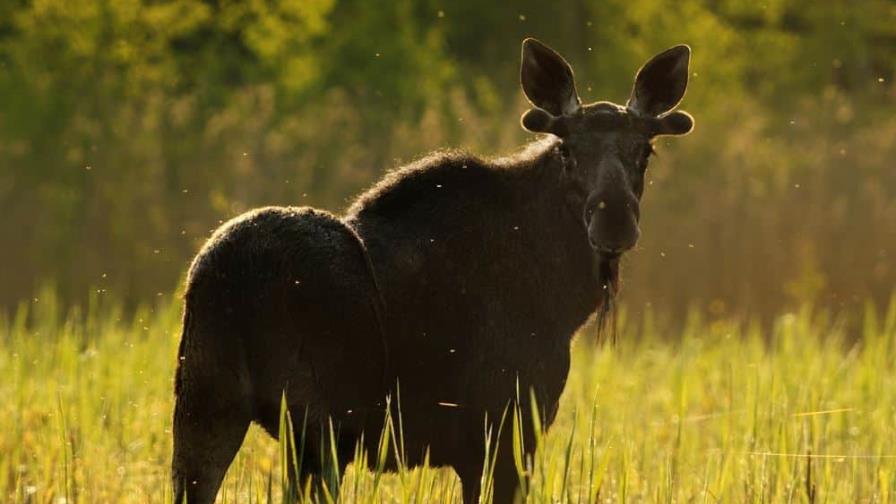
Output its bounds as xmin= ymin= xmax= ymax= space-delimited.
xmin=584 ymin=184 xmax=640 ymax=256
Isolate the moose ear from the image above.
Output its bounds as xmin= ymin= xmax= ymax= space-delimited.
xmin=520 ymin=38 xmax=580 ymax=116
xmin=521 ymin=108 xmax=554 ymax=133
xmin=627 ymin=45 xmax=690 ymax=117
xmin=654 ymin=110 xmax=694 ymax=136
xmin=520 ymin=108 xmax=569 ymax=136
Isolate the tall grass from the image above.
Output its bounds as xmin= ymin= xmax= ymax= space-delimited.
xmin=3 ymin=290 xmax=896 ymax=502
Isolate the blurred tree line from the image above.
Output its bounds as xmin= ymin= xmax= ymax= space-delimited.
xmin=1 ymin=0 xmax=895 ymax=319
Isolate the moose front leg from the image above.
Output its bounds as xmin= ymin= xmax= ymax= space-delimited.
xmin=492 ymin=447 xmax=525 ymax=504
xmin=458 ymin=466 xmax=482 ymax=504
xmin=457 ymin=458 xmax=522 ymax=504
xmin=456 ymin=431 xmax=526 ymax=504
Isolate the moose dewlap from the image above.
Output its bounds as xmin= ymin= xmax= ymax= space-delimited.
xmin=171 ymin=38 xmax=693 ymax=504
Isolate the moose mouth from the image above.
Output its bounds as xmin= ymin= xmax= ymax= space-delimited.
xmin=598 ymin=250 xmax=621 ymax=261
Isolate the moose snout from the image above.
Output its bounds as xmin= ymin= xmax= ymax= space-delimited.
xmin=585 ymin=192 xmax=641 ymax=255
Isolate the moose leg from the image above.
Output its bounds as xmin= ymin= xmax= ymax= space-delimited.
xmin=313 ymin=425 xmax=356 ymax=501
xmin=458 ymin=454 xmax=521 ymax=504
xmin=284 ymin=419 xmax=355 ymax=503
xmin=457 ymin=418 xmax=526 ymax=504
xmin=283 ymin=434 xmax=317 ymax=503
xmin=283 ymin=420 xmax=326 ymax=503
xmin=171 ymin=318 xmax=252 ymax=504
xmin=491 ymin=449 xmax=523 ymax=504
xmin=458 ymin=466 xmax=482 ymax=504
xmin=171 ymin=384 xmax=250 ymax=504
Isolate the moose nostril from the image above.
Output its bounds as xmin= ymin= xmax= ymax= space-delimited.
xmin=584 ymin=200 xmax=607 ymax=224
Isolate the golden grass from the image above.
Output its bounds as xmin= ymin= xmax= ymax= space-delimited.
xmin=3 ymin=290 xmax=895 ymax=502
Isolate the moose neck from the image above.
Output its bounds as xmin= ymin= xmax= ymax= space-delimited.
xmin=492 ymin=140 xmax=603 ymax=336
xmin=346 ymin=138 xmax=602 ymax=346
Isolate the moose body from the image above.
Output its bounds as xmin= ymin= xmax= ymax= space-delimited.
xmin=172 ymin=39 xmax=694 ymax=504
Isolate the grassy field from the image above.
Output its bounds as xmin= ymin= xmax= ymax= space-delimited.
xmin=3 ymin=290 xmax=896 ymax=503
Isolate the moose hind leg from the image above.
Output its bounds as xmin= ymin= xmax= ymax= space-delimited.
xmin=284 ymin=420 xmax=356 ymax=503
xmin=171 ymin=346 xmax=252 ymax=504
xmin=171 ymin=389 xmax=250 ymax=504
xmin=282 ymin=421 xmax=319 ymax=504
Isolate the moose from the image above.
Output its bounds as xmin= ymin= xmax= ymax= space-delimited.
xmin=172 ymin=38 xmax=694 ymax=503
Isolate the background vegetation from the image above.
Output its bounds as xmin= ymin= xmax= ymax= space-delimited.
xmin=2 ymin=0 xmax=895 ymax=318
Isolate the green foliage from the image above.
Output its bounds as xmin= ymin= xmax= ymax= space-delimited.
xmin=1 ymin=0 xmax=895 ymax=317
xmin=3 ymin=291 xmax=896 ymax=501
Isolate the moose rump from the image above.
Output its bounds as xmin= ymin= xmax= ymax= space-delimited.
xmin=171 ymin=206 xmax=388 ymax=504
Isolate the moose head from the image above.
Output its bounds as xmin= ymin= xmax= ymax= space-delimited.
xmin=520 ymin=39 xmax=693 ymax=267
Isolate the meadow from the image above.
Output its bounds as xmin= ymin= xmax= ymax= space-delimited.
xmin=3 ymin=2 xmax=895 ymax=503
xmin=4 ymin=290 xmax=896 ymax=503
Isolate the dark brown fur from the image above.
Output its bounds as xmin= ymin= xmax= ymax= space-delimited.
xmin=171 ymin=39 xmax=693 ymax=504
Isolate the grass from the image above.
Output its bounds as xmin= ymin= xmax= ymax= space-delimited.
xmin=3 ymin=289 xmax=896 ymax=502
